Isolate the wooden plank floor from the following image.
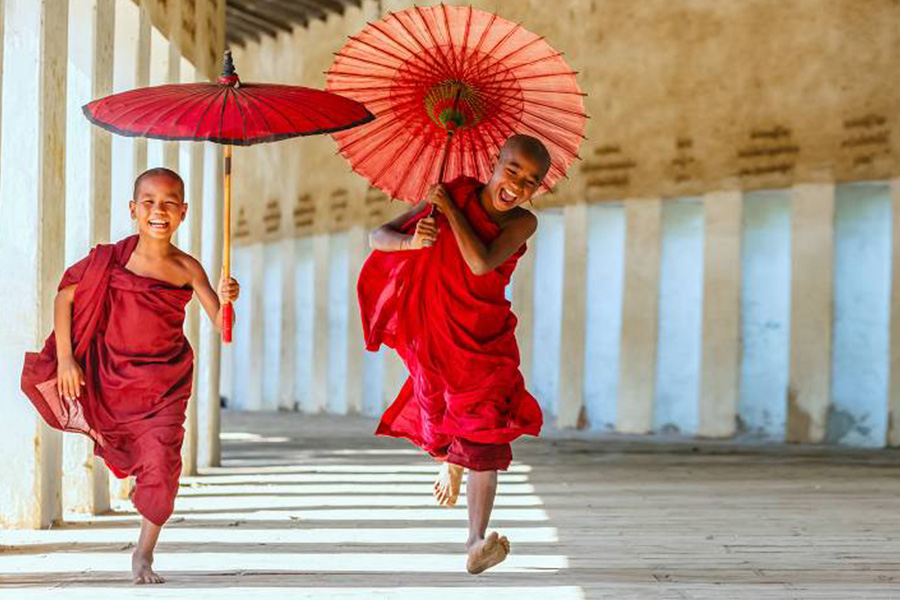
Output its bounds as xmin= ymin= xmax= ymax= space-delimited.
xmin=1 ymin=410 xmax=900 ymax=598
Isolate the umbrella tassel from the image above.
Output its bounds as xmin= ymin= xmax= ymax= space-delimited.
xmin=222 ymin=144 xmax=234 ymax=344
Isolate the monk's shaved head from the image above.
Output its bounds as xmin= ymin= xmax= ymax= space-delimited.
xmin=133 ymin=167 xmax=185 ymax=201
xmin=499 ymin=134 xmax=551 ymax=181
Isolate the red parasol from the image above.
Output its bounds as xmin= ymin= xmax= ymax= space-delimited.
xmin=325 ymin=4 xmax=587 ymax=204
xmin=84 ymin=51 xmax=373 ymax=342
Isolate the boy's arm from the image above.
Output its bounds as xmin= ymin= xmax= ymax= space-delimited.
xmin=55 ymin=284 xmax=85 ymax=400
xmin=188 ymin=258 xmax=240 ymax=331
xmin=369 ymin=201 xmax=437 ymax=251
xmin=429 ymin=185 xmax=537 ymax=276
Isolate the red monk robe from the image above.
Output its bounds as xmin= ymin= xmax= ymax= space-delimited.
xmin=21 ymin=235 xmax=193 ymax=526
xmin=360 ymin=176 xmax=542 ymax=471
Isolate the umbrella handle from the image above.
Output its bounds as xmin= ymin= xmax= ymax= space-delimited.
xmin=222 ymin=144 xmax=233 ymax=344
xmin=222 ymin=302 xmax=234 ymax=343
xmin=429 ymin=130 xmax=455 ymax=219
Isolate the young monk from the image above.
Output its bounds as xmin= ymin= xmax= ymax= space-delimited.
xmin=359 ymin=134 xmax=549 ymax=574
xmin=21 ymin=167 xmax=239 ymax=585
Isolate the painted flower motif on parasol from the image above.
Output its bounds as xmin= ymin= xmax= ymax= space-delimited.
xmin=326 ymin=4 xmax=588 ymax=204
xmin=83 ymin=51 xmax=374 ymax=342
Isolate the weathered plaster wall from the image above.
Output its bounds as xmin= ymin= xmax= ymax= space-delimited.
xmin=227 ymin=0 xmax=900 ymax=245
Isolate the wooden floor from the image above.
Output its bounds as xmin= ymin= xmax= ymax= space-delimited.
xmin=2 ymin=410 xmax=900 ymax=598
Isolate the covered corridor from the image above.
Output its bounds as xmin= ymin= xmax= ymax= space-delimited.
xmin=2 ymin=411 xmax=900 ymax=598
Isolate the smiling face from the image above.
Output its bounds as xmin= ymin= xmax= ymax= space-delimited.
xmin=484 ymin=136 xmax=551 ymax=212
xmin=129 ymin=172 xmax=187 ymax=240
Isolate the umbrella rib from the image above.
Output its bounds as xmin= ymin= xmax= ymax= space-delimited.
xmin=337 ymin=97 xmax=429 ymax=157
xmin=389 ymin=9 xmax=450 ymax=81
xmin=234 ymin=88 xmax=286 ymax=137
xmin=167 ymin=87 xmax=227 ymax=133
xmin=459 ymin=5 xmax=474 ymax=76
xmin=218 ymin=87 xmax=232 ymax=140
xmin=365 ymin=20 xmax=445 ymax=77
xmin=465 ymin=20 xmax=522 ymax=83
xmin=413 ymin=6 xmax=453 ymax=78
xmin=440 ymin=3 xmax=457 ymax=75
xmin=335 ymin=36 xmax=435 ymax=82
xmin=104 ymin=86 xmax=214 ymax=132
xmin=191 ymin=87 xmax=226 ymax=139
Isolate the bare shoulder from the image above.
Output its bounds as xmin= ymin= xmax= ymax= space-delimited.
xmin=500 ymin=207 xmax=537 ymax=236
xmin=171 ymin=248 xmax=206 ymax=279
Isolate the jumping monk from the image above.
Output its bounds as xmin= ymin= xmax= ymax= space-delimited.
xmin=359 ymin=134 xmax=549 ymax=574
xmin=21 ymin=168 xmax=240 ymax=585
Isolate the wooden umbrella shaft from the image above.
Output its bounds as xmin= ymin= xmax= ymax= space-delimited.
xmin=222 ymin=144 xmax=233 ymax=343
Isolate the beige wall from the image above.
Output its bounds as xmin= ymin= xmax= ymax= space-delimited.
xmin=226 ymin=0 xmax=898 ymax=245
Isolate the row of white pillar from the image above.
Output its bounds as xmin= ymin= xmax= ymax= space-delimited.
xmin=0 ymin=0 xmax=223 ymax=529
xmin=226 ymin=179 xmax=900 ymax=449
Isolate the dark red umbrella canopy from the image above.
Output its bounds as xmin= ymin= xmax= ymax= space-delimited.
xmin=80 ymin=51 xmax=374 ymax=344
xmin=83 ymin=53 xmax=374 ymax=146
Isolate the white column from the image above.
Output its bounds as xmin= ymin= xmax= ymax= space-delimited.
xmin=262 ymin=241 xmax=284 ymax=411
xmin=110 ymin=0 xmax=149 ymax=240
xmin=345 ymin=225 xmax=368 ymax=414
xmin=294 ymin=236 xmax=316 ymax=413
xmin=62 ymin=0 xmax=114 ymax=516
xmin=890 ymin=179 xmax=900 ymax=447
xmin=177 ymin=64 xmax=203 ymax=474
xmin=277 ymin=237 xmax=297 ymax=411
xmin=787 ymin=183 xmax=835 ymax=443
xmin=310 ymin=233 xmax=330 ymax=413
xmin=0 ymin=0 xmax=68 ymax=528
xmin=197 ymin=143 xmax=223 ymax=467
xmin=583 ymin=203 xmax=626 ymax=431
xmin=617 ymin=198 xmax=662 ymax=434
xmin=146 ymin=25 xmax=169 ymax=169
xmin=557 ymin=203 xmax=589 ymax=428
xmin=233 ymin=243 xmax=264 ymax=410
xmin=699 ymin=191 xmax=742 ymax=437
xmin=327 ymin=232 xmax=350 ymax=414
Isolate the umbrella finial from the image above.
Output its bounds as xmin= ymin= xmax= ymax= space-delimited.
xmin=219 ymin=50 xmax=240 ymax=86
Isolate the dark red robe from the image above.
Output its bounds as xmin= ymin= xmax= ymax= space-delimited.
xmin=359 ymin=176 xmax=542 ymax=471
xmin=21 ymin=235 xmax=193 ymax=526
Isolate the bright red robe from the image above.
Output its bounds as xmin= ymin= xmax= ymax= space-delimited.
xmin=21 ymin=235 xmax=193 ymax=526
xmin=359 ymin=176 xmax=542 ymax=470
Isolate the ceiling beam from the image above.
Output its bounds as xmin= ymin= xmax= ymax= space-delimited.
xmin=228 ymin=2 xmax=294 ymax=34
xmin=225 ymin=11 xmax=271 ymax=42
xmin=240 ymin=0 xmax=310 ymax=28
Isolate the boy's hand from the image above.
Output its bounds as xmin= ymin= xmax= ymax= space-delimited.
xmin=218 ymin=273 xmax=241 ymax=304
xmin=426 ymin=184 xmax=452 ymax=214
xmin=57 ymin=356 xmax=85 ymax=401
xmin=409 ymin=217 xmax=438 ymax=249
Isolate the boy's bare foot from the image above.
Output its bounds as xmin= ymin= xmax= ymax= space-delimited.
xmin=132 ymin=550 xmax=164 ymax=585
xmin=433 ymin=462 xmax=464 ymax=507
xmin=466 ymin=531 xmax=509 ymax=574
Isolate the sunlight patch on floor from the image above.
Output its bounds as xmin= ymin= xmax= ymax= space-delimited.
xmin=0 ymin=552 xmax=569 ymax=574
xmin=0 ymin=588 xmax=586 ymax=600
xmin=177 ymin=482 xmax=538 ymax=496
xmin=0 ymin=526 xmax=560 ymax=546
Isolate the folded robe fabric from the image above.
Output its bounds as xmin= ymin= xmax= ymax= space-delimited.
xmin=359 ymin=176 xmax=542 ymax=462
xmin=21 ymin=235 xmax=193 ymax=526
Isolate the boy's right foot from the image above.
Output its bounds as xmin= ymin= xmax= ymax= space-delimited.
xmin=132 ymin=550 xmax=164 ymax=585
xmin=433 ymin=462 xmax=464 ymax=507
xmin=466 ymin=531 xmax=510 ymax=574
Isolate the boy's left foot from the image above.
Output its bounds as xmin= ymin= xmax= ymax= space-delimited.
xmin=433 ymin=462 xmax=464 ymax=507
xmin=132 ymin=550 xmax=165 ymax=585
xmin=466 ymin=531 xmax=510 ymax=574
